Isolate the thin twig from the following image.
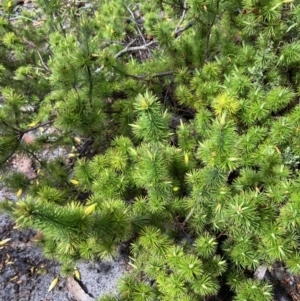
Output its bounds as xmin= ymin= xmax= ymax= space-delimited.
xmin=125 ymin=5 xmax=148 ymax=46
xmin=114 ymin=38 xmax=136 ymax=57
xmin=21 ymin=38 xmax=50 ymax=72
xmin=174 ymin=20 xmax=195 ymax=38
xmin=95 ymin=39 xmax=156 ymax=73
xmin=23 ymin=120 xmax=55 ymax=134
xmin=0 ymin=137 xmax=23 ymax=167
xmin=24 ymin=148 xmax=71 ymax=187
xmin=114 ymin=40 xmax=157 ymax=58
xmin=175 ymin=0 xmax=188 ymax=34
xmin=126 ymin=70 xmax=174 ymax=80
xmin=164 ymin=79 xmax=174 ymax=107
xmin=36 ymin=50 xmax=50 ymax=71
xmin=9 ymin=15 xmax=37 ymax=22
xmin=1 ymin=121 xmax=22 ymax=134
xmin=182 ymin=207 xmax=195 ymax=226
xmin=217 ymin=230 xmax=226 ymax=239
xmin=126 ymin=4 xmax=153 ymax=59
xmin=204 ymin=0 xmax=221 ymax=61
xmin=95 ymin=39 xmax=136 ymax=73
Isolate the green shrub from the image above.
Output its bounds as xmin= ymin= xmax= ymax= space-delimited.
xmin=1 ymin=0 xmax=300 ymax=300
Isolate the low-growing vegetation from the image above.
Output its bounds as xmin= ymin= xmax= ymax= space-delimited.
xmin=1 ymin=0 xmax=300 ymax=300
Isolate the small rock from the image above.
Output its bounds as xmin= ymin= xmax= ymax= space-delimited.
xmin=66 ymin=277 xmax=94 ymax=301
xmin=254 ymin=265 xmax=267 ymax=280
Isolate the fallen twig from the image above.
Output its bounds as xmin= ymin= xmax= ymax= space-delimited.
xmin=95 ymin=40 xmax=157 ymax=73
xmin=125 ymin=5 xmax=148 ymax=46
xmin=175 ymin=0 xmax=188 ymax=34
xmin=114 ymin=40 xmax=157 ymax=58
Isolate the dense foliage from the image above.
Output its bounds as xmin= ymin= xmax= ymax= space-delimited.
xmin=1 ymin=0 xmax=300 ymax=300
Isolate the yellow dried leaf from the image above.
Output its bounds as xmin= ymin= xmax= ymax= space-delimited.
xmin=68 ymin=153 xmax=78 ymax=158
xmin=74 ymin=268 xmax=81 ymax=280
xmin=37 ymin=169 xmax=45 ymax=176
xmin=128 ymin=261 xmax=137 ymax=269
xmin=184 ymin=153 xmax=189 ymax=165
xmin=28 ymin=121 xmax=37 ymax=127
xmin=0 ymin=238 xmax=11 ymax=246
xmin=84 ymin=203 xmax=96 ymax=215
xmin=74 ymin=137 xmax=81 ymax=144
xmin=220 ymin=112 xmax=227 ymax=125
xmin=216 ymin=204 xmax=222 ymax=213
xmin=48 ymin=277 xmax=59 ymax=292
xmin=70 ymin=179 xmax=79 ymax=185
xmin=16 ymin=189 xmax=23 ymax=197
